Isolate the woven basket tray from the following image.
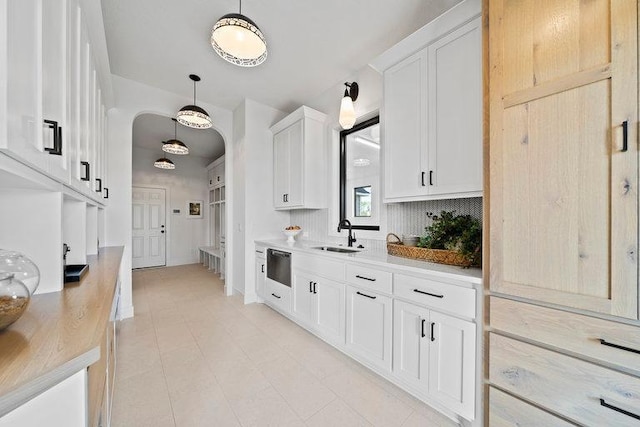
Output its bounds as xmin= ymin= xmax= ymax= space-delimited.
xmin=386 ymin=233 xmax=471 ymax=267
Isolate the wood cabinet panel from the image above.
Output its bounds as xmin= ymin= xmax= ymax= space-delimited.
xmin=490 ymin=333 xmax=640 ymax=426
xmin=489 ymin=387 xmax=574 ymax=427
xmin=490 ymin=297 xmax=640 ymax=377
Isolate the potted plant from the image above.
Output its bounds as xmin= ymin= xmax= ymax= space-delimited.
xmin=417 ymin=211 xmax=482 ymax=267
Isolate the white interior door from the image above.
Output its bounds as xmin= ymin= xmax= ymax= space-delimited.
xmin=132 ymin=187 xmax=166 ymax=268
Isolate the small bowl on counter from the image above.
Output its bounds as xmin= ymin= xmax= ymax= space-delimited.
xmin=401 ymin=235 xmax=420 ymax=247
xmin=283 ymin=227 xmax=302 ymax=243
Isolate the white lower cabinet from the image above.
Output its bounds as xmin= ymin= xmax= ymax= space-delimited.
xmin=255 ymin=257 xmax=266 ymax=299
xmin=345 ymin=285 xmax=393 ymax=372
xmin=293 ymin=270 xmax=345 ymax=345
xmin=265 ymin=279 xmax=291 ymax=314
xmin=393 ymin=300 xmax=476 ymax=420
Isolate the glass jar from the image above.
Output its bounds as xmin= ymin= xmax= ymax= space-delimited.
xmin=0 ymin=273 xmax=30 ymax=330
xmin=0 ymin=250 xmax=40 ymax=296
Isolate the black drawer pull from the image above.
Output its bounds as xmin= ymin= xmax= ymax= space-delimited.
xmin=600 ymin=398 xmax=640 ymax=420
xmin=309 ymin=281 xmax=313 ymax=293
xmin=430 ymin=322 xmax=435 ymax=342
xmin=621 ymin=120 xmax=629 ymax=152
xmin=599 ymin=339 xmax=640 ymax=355
xmin=356 ymin=291 xmax=376 ymax=300
xmin=271 ymin=293 xmax=281 ymax=299
xmin=313 ymin=282 xmax=317 ymax=294
xmin=413 ymin=289 xmax=444 ymax=299
xmin=261 ymin=264 xmax=265 ymax=273
xmin=355 ymin=275 xmax=376 ymax=282
xmin=421 ymin=319 xmax=426 ymax=338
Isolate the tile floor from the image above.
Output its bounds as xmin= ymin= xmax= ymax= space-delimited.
xmin=111 ymin=264 xmax=459 ymax=427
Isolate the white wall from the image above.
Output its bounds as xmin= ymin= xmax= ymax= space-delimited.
xmin=132 ymin=145 xmax=211 ymax=266
xmin=105 ymin=75 xmax=233 ymax=318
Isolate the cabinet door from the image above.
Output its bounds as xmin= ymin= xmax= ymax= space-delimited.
xmin=2 ymin=0 xmax=44 ymax=170
xmin=428 ymin=310 xmax=475 ymax=420
xmin=255 ymin=258 xmax=266 ymax=298
xmin=427 ymin=18 xmax=482 ymax=196
xmin=345 ymin=286 xmax=392 ymax=372
xmin=314 ymin=277 xmax=345 ymax=345
xmin=286 ymin=120 xmax=304 ymax=206
xmin=273 ymin=128 xmax=290 ymax=208
xmin=393 ymin=300 xmax=430 ymax=391
xmin=292 ymin=270 xmax=315 ymax=326
xmin=383 ymin=50 xmax=428 ymax=200
xmin=66 ymin=0 xmax=82 ymax=188
xmin=489 ymin=0 xmax=638 ymax=319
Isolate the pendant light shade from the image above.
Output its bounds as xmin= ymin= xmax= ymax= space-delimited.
xmin=154 ymin=156 xmax=175 ymax=170
xmin=211 ymin=1 xmax=267 ymax=67
xmin=339 ymin=82 xmax=359 ymax=130
xmin=177 ymin=74 xmax=212 ymax=129
xmin=163 ymin=118 xmax=189 ymax=155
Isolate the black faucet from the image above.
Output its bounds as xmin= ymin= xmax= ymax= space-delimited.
xmin=337 ymin=219 xmax=357 ymax=247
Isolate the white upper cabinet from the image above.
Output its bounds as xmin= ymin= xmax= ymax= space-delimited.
xmin=0 ymin=0 xmax=109 ymax=203
xmin=376 ymin=1 xmax=482 ymax=202
xmin=271 ymin=106 xmax=327 ymax=210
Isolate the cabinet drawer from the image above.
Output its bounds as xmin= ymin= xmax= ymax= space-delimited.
xmin=294 ymin=252 xmax=345 ymax=282
xmin=266 ymin=279 xmax=291 ymax=313
xmin=489 ymin=387 xmax=574 ymax=427
xmin=491 ymin=297 xmax=640 ymax=376
xmin=345 ymin=264 xmax=392 ymax=294
xmin=394 ymin=274 xmax=475 ymax=319
xmin=490 ymin=333 xmax=640 ymax=426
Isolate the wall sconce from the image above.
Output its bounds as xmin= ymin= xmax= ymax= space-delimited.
xmin=339 ymin=82 xmax=358 ymax=130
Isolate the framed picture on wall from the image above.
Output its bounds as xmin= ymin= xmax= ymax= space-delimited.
xmin=186 ymin=200 xmax=203 ymax=218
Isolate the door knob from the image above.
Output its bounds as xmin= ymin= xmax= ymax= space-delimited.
xmin=161 ymin=225 xmax=165 ymax=228
xmin=161 ymin=230 xmax=165 ymax=234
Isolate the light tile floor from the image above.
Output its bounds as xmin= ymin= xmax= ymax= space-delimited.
xmin=111 ymin=264 xmax=459 ymax=427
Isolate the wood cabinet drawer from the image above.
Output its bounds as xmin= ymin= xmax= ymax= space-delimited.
xmin=345 ymin=264 xmax=392 ymax=294
xmin=489 ymin=387 xmax=574 ymax=427
xmin=394 ymin=274 xmax=475 ymax=319
xmin=294 ymin=252 xmax=345 ymax=282
xmin=490 ymin=333 xmax=640 ymax=426
xmin=491 ymin=297 xmax=640 ymax=376
xmin=266 ymin=279 xmax=291 ymax=313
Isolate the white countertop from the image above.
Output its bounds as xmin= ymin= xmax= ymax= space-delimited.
xmin=255 ymin=239 xmax=482 ymax=285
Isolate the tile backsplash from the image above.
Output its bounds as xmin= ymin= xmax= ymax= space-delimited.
xmin=290 ymin=197 xmax=483 ymax=249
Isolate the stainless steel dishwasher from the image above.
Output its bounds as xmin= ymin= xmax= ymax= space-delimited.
xmin=266 ymin=249 xmax=291 ymax=287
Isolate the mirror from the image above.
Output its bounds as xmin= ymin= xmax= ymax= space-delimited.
xmin=340 ymin=116 xmax=380 ymax=230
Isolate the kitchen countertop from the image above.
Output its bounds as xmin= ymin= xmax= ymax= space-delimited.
xmin=255 ymin=239 xmax=482 ymax=285
xmin=0 ymin=246 xmax=123 ymax=417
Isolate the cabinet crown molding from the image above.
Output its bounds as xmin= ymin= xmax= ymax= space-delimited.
xmin=269 ymin=106 xmax=327 ymax=134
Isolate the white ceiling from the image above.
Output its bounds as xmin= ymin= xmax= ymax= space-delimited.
xmin=101 ymin=0 xmax=462 ymax=113
xmin=132 ymin=113 xmax=225 ymax=161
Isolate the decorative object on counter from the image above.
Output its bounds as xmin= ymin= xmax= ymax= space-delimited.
xmin=339 ymin=82 xmax=359 ymax=130
xmin=283 ymin=225 xmax=301 ymax=243
xmin=154 ymin=141 xmax=176 ymax=170
xmin=387 ymin=211 xmax=482 ymax=267
xmin=211 ymin=0 xmax=267 ymax=67
xmin=163 ymin=118 xmax=189 ymax=155
xmin=0 ymin=249 xmax=40 ymax=295
xmin=0 ymin=273 xmax=30 ymax=330
xmin=401 ymin=235 xmax=419 ymax=247
xmin=177 ymin=74 xmax=213 ymax=129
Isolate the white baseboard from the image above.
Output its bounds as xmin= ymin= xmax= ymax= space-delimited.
xmin=118 ymin=304 xmax=134 ymax=320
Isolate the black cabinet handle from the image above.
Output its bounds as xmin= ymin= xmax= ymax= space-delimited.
xmin=217 ymin=176 xmax=220 ymax=182
xmin=271 ymin=293 xmax=281 ymax=299
xmin=421 ymin=319 xmax=426 ymax=338
xmin=622 ymin=120 xmax=629 ymax=152
xmin=95 ymin=178 xmax=102 ymax=192
xmin=430 ymin=322 xmax=435 ymax=342
xmin=356 ymin=291 xmax=376 ymax=300
xmin=599 ymin=339 xmax=640 ymax=355
xmin=44 ymin=120 xmax=62 ymax=155
xmin=413 ymin=289 xmax=444 ymax=299
xmin=429 ymin=170 xmax=433 ymax=186
xmin=104 ymin=188 xmax=109 ymax=199
xmin=421 ymin=171 xmax=426 ymax=186
xmin=600 ymin=398 xmax=640 ymax=420
xmin=261 ymin=264 xmax=264 ymax=273
xmin=313 ymin=282 xmax=317 ymax=294
xmin=81 ymin=161 xmax=90 ymax=181
xmin=309 ymin=281 xmax=313 ymax=293
xmin=355 ymin=275 xmax=376 ymax=282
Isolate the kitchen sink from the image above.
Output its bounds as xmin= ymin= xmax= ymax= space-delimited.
xmin=312 ymin=246 xmax=360 ymax=253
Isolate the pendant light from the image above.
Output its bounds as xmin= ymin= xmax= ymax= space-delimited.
xmin=210 ymin=0 xmax=267 ymax=67
xmin=163 ymin=118 xmax=189 ymax=155
xmin=339 ymin=82 xmax=358 ymax=130
xmin=154 ymin=141 xmax=176 ymax=170
xmin=177 ymin=74 xmax=212 ymax=129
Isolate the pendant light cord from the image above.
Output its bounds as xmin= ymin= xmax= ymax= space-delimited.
xmin=193 ymin=80 xmax=196 ymax=104
xmin=239 ymin=0 xmax=242 ymax=14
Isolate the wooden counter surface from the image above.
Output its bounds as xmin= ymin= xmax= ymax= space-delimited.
xmin=0 ymin=246 xmax=123 ymax=417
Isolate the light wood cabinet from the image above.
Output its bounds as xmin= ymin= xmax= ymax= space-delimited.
xmin=489 ymin=0 xmax=638 ymax=319
xmin=270 ymin=106 xmax=327 ymax=210
xmin=382 ymin=15 xmax=482 ymax=202
xmin=345 ymin=285 xmax=392 ymax=372
xmin=489 ymin=387 xmax=574 ymax=427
